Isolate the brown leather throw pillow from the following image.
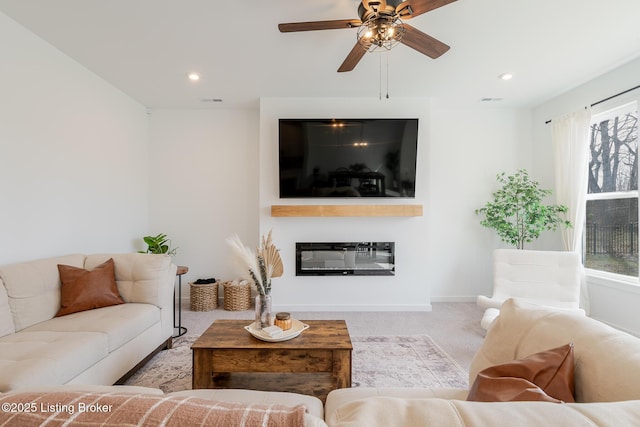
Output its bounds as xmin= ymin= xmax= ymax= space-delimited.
xmin=56 ymin=258 xmax=124 ymax=317
xmin=467 ymin=343 xmax=575 ymax=403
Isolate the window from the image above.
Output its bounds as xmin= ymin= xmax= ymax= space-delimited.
xmin=585 ymin=101 xmax=639 ymax=276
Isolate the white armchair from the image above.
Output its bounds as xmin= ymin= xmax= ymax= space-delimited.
xmin=477 ymin=248 xmax=585 ymax=330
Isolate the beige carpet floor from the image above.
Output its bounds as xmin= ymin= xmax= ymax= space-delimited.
xmin=174 ymin=301 xmax=485 ymax=369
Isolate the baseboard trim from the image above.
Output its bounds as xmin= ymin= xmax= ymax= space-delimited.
xmin=181 ymin=297 xmax=473 ymax=308
xmin=430 ymin=296 xmax=477 ymax=303
xmin=272 ymin=304 xmax=432 ymax=312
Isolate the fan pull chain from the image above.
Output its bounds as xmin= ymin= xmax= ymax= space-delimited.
xmin=386 ymin=52 xmax=390 ymax=99
xmin=379 ymin=52 xmax=391 ymax=100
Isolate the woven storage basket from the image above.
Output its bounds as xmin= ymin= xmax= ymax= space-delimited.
xmin=189 ymin=282 xmax=218 ymax=311
xmin=223 ymin=280 xmax=251 ymax=311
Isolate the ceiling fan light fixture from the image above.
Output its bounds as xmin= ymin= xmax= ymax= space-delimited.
xmin=357 ymin=16 xmax=405 ymax=51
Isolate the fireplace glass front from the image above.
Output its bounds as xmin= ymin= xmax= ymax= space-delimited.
xmin=296 ymin=242 xmax=395 ymax=276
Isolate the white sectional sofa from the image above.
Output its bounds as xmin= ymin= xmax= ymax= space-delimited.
xmin=325 ymin=298 xmax=640 ymax=426
xmin=3 ymin=295 xmax=640 ymax=426
xmin=0 ymin=253 xmax=176 ymax=391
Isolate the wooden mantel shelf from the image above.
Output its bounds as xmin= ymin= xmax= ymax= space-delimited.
xmin=271 ymin=204 xmax=423 ymax=217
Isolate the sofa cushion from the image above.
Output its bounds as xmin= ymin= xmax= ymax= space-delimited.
xmin=85 ymin=253 xmax=173 ymax=308
xmin=467 ymin=343 xmax=575 ymax=403
xmin=325 ymin=387 xmax=469 ymax=421
xmin=56 ymin=258 xmax=124 ymax=317
xmin=0 ymin=254 xmax=85 ymax=331
xmin=0 ymin=280 xmax=15 ymax=338
xmin=325 ymin=396 xmax=640 ymax=427
xmin=23 ymin=303 xmax=159 ymax=352
xmin=469 ymin=298 xmax=640 ymax=402
xmin=0 ymin=331 xmax=107 ymax=392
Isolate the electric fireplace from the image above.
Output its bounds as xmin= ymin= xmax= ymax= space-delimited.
xmin=296 ymin=242 xmax=395 ymax=276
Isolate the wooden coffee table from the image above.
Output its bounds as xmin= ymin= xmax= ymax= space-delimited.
xmin=192 ymin=319 xmax=352 ymax=402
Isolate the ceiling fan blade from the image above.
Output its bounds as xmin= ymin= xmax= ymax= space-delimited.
xmin=338 ymin=42 xmax=369 ymax=72
xmin=396 ymin=0 xmax=457 ymax=19
xmin=278 ymin=19 xmax=361 ymax=32
xmin=400 ymin=23 xmax=450 ymax=59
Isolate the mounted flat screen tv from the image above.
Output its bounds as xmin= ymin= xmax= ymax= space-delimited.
xmin=279 ymin=118 xmax=418 ymax=198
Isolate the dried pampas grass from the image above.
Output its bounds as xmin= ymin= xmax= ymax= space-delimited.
xmin=258 ymin=230 xmax=284 ymax=279
xmin=226 ymin=234 xmax=260 ymax=281
xmin=226 ymin=230 xmax=283 ymax=296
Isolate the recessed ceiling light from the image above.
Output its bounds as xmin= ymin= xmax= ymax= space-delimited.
xmin=498 ymin=73 xmax=513 ymax=81
xmin=187 ymin=72 xmax=201 ymax=82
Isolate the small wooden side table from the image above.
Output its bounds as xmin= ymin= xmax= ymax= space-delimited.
xmin=174 ymin=266 xmax=188 ymax=338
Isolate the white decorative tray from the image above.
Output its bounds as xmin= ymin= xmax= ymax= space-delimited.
xmin=244 ymin=319 xmax=309 ymax=342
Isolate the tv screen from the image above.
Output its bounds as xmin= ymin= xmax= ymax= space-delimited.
xmin=279 ymin=118 xmax=418 ymax=198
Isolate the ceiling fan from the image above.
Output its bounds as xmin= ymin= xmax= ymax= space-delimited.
xmin=278 ymin=0 xmax=457 ymax=72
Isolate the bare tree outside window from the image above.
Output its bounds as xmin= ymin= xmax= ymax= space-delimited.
xmin=588 ymin=111 xmax=638 ymax=194
xmin=585 ymin=103 xmax=639 ymax=276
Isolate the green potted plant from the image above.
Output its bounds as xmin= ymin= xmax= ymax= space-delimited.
xmin=139 ymin=233 xmax=177 ymax=256
xmin=475 ymin=169 xmax=571 ymax=249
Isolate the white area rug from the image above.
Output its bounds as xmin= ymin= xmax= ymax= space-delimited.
xmin=350 ymin=335 xmax=468 ymax=388
xmin=125 ymin=334 xmax=468 ymax=393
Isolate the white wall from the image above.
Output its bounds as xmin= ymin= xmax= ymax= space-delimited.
xmin=0 ymin=12 xmax=149 ymax=265
xmin=428 ymin=100 xmax=532 ymax=300
xmin=147 ymin=109 xmax=259 ymax=284
xmin=533 ymin=57 xmax=640 ymax=335
xmin=259 ymin=97 xmax=529 ymax=310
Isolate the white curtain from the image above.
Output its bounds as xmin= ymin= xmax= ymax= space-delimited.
xmin=553 ymin=108 xmax=591 ymax=252
xmin=553 ymin=107 xmax=591 ymax=312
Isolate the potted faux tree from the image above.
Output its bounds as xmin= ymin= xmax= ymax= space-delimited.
xmin=475 ymin=169 xmax=571 ymax=249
